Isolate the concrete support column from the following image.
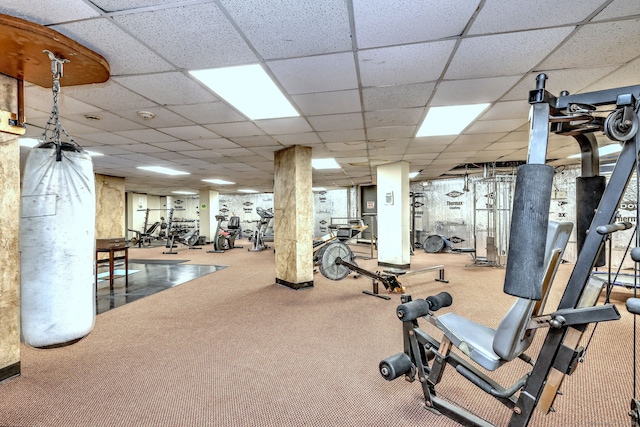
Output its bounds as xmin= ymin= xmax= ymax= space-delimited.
xmin=0 ymin=74 xmax=21 ymax=381
xmin=199 ymin=189 xmax=219 ymax=242
xmin=274 ymin=145 xmax=313 ymax=289
xmin=377 ymin=161 xmax=410 ymax=269
xmin=95 ymin=175 xmax=125 ymax=239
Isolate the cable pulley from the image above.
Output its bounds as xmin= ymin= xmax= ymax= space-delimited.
xmin=604 ymin=107 xmax=640 ymax=142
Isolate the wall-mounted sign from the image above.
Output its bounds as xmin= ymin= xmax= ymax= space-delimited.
xmin=385 ymin=191 xmax=394 ymax=205
xmin=367 ymin=201 xmax=375 ymax=209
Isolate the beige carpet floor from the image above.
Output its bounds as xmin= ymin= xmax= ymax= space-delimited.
xmin=0 ymin=240 xmax=636 ymax=426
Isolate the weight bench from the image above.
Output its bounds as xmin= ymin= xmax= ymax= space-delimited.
xmin=128 ymin=221 xmax=160 ymax=248
xmin=380 ymin=221 xmax=606 ymax=423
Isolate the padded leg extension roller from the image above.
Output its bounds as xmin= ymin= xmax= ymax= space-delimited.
xmin=503 ymin=164 xmax=554 ymax=300
xmin=379 ymin=352 xmax=413 ymax=381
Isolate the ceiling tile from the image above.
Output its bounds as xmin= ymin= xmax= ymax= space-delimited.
xmin=540 ymin=20 xmax=640 ymax=70
xmin=308 ymin=113 xmax=364 ymax=132
xmin=469 ymin=0 xmax=605 ymax=35
xmin=465 ymin=118 xmax=528 ymax=134
xmin=255 ymin=117 xmax=313 ymax=135
xmin=118 ymin=152 xmax=183 ymax=165
xmin=479 ymin=101 xmax=531 ymax=121
xmin=267 ymin=53 xmax=358 ymax=94
xmin=62 ymin=80 xmax=157 ymax=111
xmin=213 ymin=148 xmax=256 ymax=157
xmin=114 ymin=72 xmax=218 ymax=105
xmin=115 ymin=129 xmax=178 ymax=143
xmin=179 ymin=150 xmax=218 ymax=160
xmin=364 ymin=108 xmax=424 ymax=128
xmin=444 ymin=141 xmax=491 ymax=152
xmin=368 ymin=127 xmax=416 ymax=140
xmin=228 ymin=136 xmax=279 ymax=147
xmin=205 ymin=122 xmax=265 ymax=138
xmin=484 ymin=141 xmax=527 ymax=151
xmin=0 ymin=1 xmax=99 ymax=25
xmin=359 ymin=40 xmax=456 ymax=86
xmin=65 ymin=112 xmax=146 ymax=132
xmin=119 ymin=143 xmax=167 ymax=154
xmin=292 ymin=90 xmax=361 ymax=116
xmin=275 ymin=133 xmax=322 ymax=145
xmin=581 ymin=57 xmax=640 ymax=92
xmin=82 ymin=132 xmax=140 ymax=146
xmin=157 ymin=126 xmax=219 ymax=141
xmin=594 ymin=0 xmax=640 ymax=20
xmin=112 ymin=2 xmax=258 ymax=69
xmin=167 ymin=102 xmax=245 ymax=125
xmin=446 ymin=28 xmax=574 ymax=79
xmin=90 ymin=145 xmax=135 ymax=156
xmin=220 ymin=0 xmax=352 ymax=58
xmin=188 ymin=138 xmax=239 ymax=150
xmin=116 ymin=107 xmax=195 ymax=128
xmin=91 ymin=0 xmax=174 ymax=12
xmin=353 ymin=0 xmax=479 ymax=48
xmin=25 ymin=86 xmax=101 ymax=115
xmin=325 ymin=141 xmax=367 ymax=152
xmin=51 ymin=18 xmax=173 ymax=75
xmin=363 ymin=82 xmax=435 ymax=111
xmin=149 ymin=141 xmax=204 ymax=151
xmin=318 ymin=129 xmax=366 ymax=143
xmin=431 ymin=76 xmax=521 ymax=106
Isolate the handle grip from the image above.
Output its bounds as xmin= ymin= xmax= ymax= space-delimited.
xmin=627 ymin=298 xmax=640 ymax=315
xmin=596 ymin=222 xmax=632 ymax=235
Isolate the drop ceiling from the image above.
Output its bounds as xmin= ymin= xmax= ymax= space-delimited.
xmin=3 ymin=0 xmax=640 ymax=195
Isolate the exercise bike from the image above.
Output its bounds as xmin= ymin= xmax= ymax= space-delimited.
xmin=208 ymin=215 xmax=242 ymax=253
xmin=249 ymin=207 xmax=274 ymax=252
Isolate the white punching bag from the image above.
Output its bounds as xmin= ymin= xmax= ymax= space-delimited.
xmin=20 ymin=143 xmax=96 ymax=347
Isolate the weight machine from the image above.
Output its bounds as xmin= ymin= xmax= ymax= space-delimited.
xmin=317 ymin=241 xmax=447 ymax=300
xmin=162 ymin=208 xmax=200 ymax=254
xmin=380 ymin=74 xmax=640 ymax=426
xmin=127 ymin=208 xmax=161 ymax=247
xmin=207 ymin=215 xmax=242 ymax=253
xmin=248 ymin=207 xmax=274 ymax=252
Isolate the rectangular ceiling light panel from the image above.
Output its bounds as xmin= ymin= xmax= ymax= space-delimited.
xmin=137 ymin=166 xmax=189 ymax=176
xmin=190 ymin=65 xmax=299 ymax=120
xmin=417 ymin=103 xmax=490 ymax=137
xmin=312 ymin=158 xmax=341 ymax=169
xmin=202 ymin=178 xmax=235 ymax=185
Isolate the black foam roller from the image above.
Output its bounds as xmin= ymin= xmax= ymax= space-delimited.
xmin=396 ymin=299 xmax=431 ymax=322
xmin=576 ymin=176 xmax=606 ymax=267
xmin=503 ymin=164 xmax=554 ymax=300
xmin=379 ymin=352 xmax=413 ymax=381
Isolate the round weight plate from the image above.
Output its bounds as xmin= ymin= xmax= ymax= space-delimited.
xmin=423 ymin=235 xmax=445 ymax=253
xmin=186 ymin=233 xmax=198 ymax=247
xmin=319 ymin=242 xmax=354 ymax=281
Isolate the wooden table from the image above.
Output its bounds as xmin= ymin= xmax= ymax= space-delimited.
xmin=96 ymin=238 xmax=129 ymax=292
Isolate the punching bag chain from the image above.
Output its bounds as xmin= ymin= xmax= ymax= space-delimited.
xmin=40 ymin=50 xmax=78 ymax=162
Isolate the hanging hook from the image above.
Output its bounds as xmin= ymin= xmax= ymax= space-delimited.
xmin=43 ymin=49 xmax=69 ymax=80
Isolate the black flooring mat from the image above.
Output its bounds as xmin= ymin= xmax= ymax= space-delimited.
xmin=96 ymin=263 xmax=225 ymax=314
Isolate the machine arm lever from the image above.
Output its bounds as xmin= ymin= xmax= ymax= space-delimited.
xmin=596 ymin=221 xmax=633 ymax=235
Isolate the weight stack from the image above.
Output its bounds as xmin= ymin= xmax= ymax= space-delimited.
xmin=503 ymin=164 xmax=554 ymax=300
xmin=576 ymin=176 xmax=606 ymax=267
